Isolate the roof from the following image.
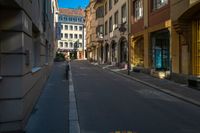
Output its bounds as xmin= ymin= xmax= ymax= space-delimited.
xmin=59 ymin=8 xmax=85 ymax=16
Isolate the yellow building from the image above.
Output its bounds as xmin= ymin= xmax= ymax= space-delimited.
xmin=94 ymin=0 xmax=104 ymax=64
xmin=131 ymin=0 xmax=171 ymax=79
xmin=85 ymin=0 xmax=97 ymax=61
xmin=171 ymin=0 xmax=200 ymax=87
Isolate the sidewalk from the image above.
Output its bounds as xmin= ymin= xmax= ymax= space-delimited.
xmin=25 ymin=62 xmax=69 ymax=133
xmin=94 ymin=63 xmax=200 ymax=107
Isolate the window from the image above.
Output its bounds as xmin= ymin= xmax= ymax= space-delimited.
xmin=65 ymin=33 xmax=68 ymax=38
xmin=121 ymin=3 xmax=127 ymax=24
xmin=109 ymin=16 xmax=113 ymax=33
xmin=75 ymin=34 xmax=78 ymax=39
xmin=105 ymin=2 xmax=108 ymax=15
xmin=70 ymin=25 xmax=73 ymax=30
xmin=79 ymin=26 xmax=83 ymax=31
xmin=70 ymin=34 xmax=73 ymax=38
xmin=32 ymin=32 xmax=41 ymax=68
xmin=152 ymin=0 xmax=168 ymax=10
xmin=65 ymin=25 xmax=68 ymax=30
xmin=96 ymin=25 xmax=104 ymax=38
xmin=69 ymin=17 xmax=72 ymax=21
xmin=135 ymin=0 xmax=143 ymax=21
xmin=61 ymin=25 xmax=63 ymax=30
xmin=109 ymin=0 xmax=112 ymax=10
xmin=70 ymin=42 xmax=73 ymax=48
xmin=75 ymin=26 xmax=78 ymax=30
xmin=114 ymin=11 xmax=118 ymax=29
xmin=96 ymin=6 xmax=104 ymax=19
xmin=79 ymin=34 xmax=82 ymax=39
xmin=61 ymin=33 xmax=63 ymax=38
xmin=65 ymin=42 xmax=68 ymax=48
xmin=105 ymin=21 xmax=108 ymax=35
xmin=114 ymin=0 xmax=118 ymax=4
xmin=60 ymin=42 xmax=63 ymax=47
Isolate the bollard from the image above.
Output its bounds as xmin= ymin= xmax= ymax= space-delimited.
xmin=66 ymin=63 xmax=70 ymax=80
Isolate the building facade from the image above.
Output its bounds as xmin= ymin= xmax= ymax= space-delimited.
xmin=86 ymin=0 xmax=130 ymax=67
xmin=131 ymin=0 xmax=171 ymax=78
xmin=85 ymin=0 xmax=97 ymax=61
xmin=57 ymin=8 xmax=86 ymax=60
xmin=171 ymin=0 xmax=200 ymax=86
xmin=0 ymin=0 xmax=58 ymax=132
xmin=103 ymin=0 xmax=129 ymax=67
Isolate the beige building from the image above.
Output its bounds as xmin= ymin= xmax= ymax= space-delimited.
xmin=85 ymin=0 xmax=97 ymax=61
xmin=86 ymin=0 xmax=129 ymax=67
xmin=171 ymin=0 xmax=200 ymax=87
xmin=103 ymin=0 xmax=129 ymax=67
xmin=0 ymin=0 xmax=58 ymax=132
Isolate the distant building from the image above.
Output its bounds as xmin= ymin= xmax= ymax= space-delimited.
xmin=0 ymin=0 xmax=58 ymax=132
xmin=85 ymin=0 xmax=96 ymax=61
xmin=57 ymin=8 xmax=86 ymax=60
xmin=86 ymin=0 xmax=129 ymax=68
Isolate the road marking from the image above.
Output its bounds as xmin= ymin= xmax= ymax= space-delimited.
xmin=68 ymin=63 xmax=80 ymax=133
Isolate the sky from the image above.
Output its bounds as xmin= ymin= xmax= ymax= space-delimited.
xmin=58 ymin=0 xmax=90 ymax=9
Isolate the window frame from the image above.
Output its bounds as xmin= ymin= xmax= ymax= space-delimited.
xmin=109 ymin=16 xmax=113 ymax=33
xmin=152 ymin=0 xmax=168 ymax=10
xmin=121 ymin=3 xmax=127 ymax=24
xmin=114 ymin=11 xmax=119 ymax=29
xmin=135 ymin=0 xmax=143 ymax=21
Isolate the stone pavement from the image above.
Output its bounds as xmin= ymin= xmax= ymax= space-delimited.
xmin=93 ymin=63 xmax=200 ymax=107
xmin=25 ymin=62 xmax=69 ymax=133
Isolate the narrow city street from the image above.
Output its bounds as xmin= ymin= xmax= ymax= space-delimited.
xmin=70 ymin=60 xmax=200 ymax=133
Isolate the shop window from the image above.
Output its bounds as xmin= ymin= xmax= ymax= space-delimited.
xmin=192 ymin=19 xmax=200 ymax=76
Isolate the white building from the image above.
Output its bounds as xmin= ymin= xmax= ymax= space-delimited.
xmin=57 ymin=8 xmax=86 ymax=60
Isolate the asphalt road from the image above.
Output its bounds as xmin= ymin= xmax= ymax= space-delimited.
xmin=71 ymin=60 xmax=200 ymax=133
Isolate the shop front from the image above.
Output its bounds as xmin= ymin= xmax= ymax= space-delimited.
xmin=151 ymin=30 xmax=170 ymax=78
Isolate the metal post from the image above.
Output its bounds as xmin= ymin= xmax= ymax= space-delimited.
xmin=127 ymin=0 xmax=130 ymax=75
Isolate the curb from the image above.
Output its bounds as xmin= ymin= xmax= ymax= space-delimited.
xmin=95 ymin=64 xmax=200 ymax=107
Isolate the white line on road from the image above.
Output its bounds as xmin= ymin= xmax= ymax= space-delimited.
xmin=68 ymin=63 xmax=80 ymax=133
